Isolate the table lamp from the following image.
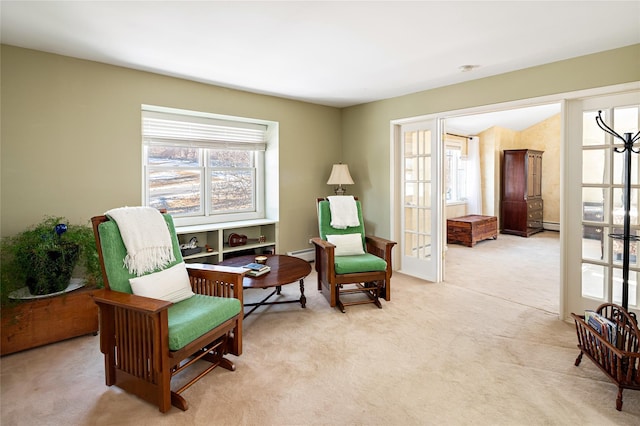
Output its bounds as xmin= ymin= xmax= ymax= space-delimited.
xmin=327 ymin=163 xmax=354 ymax=195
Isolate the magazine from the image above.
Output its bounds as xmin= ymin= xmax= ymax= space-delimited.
xmin=585 ymin=310 xmax=617 ymax=346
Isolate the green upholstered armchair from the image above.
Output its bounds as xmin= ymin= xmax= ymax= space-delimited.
xmin=90 ymin=213 xmax=244 ymax=413
xmin=311 ymin=198 xmax=396 ymax=312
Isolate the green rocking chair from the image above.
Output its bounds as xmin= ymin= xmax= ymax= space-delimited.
xmin=91 ymin=211 xmax=244 ymax=412
xmin=311 ymin=197 xmax=396 ymax=312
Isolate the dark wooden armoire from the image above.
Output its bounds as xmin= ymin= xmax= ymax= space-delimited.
xmin=501 ymin=149 xmax=544 ymax=237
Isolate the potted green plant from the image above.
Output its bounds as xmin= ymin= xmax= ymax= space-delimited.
xmin=1 ymin=216 xmax=102 ymax=302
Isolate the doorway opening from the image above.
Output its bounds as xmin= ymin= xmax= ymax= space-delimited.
xmin=443 ymin=103 xmax=561 ymax=227
xmin=442 ymin=103 xmax=562 ymax=314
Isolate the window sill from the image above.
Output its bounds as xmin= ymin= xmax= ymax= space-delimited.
xmin=175 ymin=218 xmax=278 ymax=234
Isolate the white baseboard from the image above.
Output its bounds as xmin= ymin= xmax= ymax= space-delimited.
xmin=544 ymin=221 xmax=560 ymax=231
xmin=286 ymin=248 xmax=314 ymax=262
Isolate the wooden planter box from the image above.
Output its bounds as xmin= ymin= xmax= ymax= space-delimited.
xmin=1 ymin=286 xmax=99 ymax=356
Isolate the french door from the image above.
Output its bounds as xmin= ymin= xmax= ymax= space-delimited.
xmin=396 ymin=119 xmax=442 ymax=282
xmin=565 ymin=91 xmax=640 ymax=317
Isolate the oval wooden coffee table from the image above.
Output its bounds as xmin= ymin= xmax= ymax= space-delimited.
xmin=219 ymin=254 xmax=312 ymax=318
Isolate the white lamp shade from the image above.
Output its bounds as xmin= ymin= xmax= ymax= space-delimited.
xmin=326 ymin=164 xmax=354 ymax=185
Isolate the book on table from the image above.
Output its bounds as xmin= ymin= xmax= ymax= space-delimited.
xmin=243 ymin=262 xmax=269 ymax=272
xmin=245 ymin=266 xmax=271 ymax=277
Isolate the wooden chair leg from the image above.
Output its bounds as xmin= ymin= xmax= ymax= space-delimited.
xmin=202 ymin=335 xmax=236 ymax=371
xmin=171 ymin=392 xmax=188 ymax=411
xmin=370 ymin=281 xmax=382 ymax=308
xmin=373 ymin=296 xmax=382 ymax=309
xmin=159 ymin=373 xmax=172 ymax=413
xmin=616 ymin=387 xmax=624 ymax=411
xmin=336 ymin=284 xmax=346 ymax=313
xmin=104 ymin=355 xmax=116 ymax=386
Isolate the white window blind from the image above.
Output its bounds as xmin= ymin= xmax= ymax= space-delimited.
xmin=142 ymin=110 xmax=267 ymax=151
xmin=141 ymin=106 xmax=273 ymax=225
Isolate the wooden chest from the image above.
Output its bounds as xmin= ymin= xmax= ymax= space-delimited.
xmin=447 ymin=215 xmax=498 ymax=247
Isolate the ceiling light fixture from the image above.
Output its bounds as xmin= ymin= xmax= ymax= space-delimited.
xmin=459 ymin=64 xmax=480 ymax=72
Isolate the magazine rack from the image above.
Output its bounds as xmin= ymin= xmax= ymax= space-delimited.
xmin=571 ymin=111 xmax=640 ymax=410
xmin=572 ymin=304 xmax=640 ymax=410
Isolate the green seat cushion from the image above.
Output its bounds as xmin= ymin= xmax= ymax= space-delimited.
xmin=334 ymin=253 xmax=387 ymax=275
xmin=168 ymin=294 xmax=241 ymax=351
xmin=98 ymin=214 xmax=183 ymax=294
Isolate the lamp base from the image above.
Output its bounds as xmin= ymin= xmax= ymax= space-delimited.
xmin=334 ymin=186 xmax=346 ymax=196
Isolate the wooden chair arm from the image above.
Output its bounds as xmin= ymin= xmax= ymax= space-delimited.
xmin=91 ymin=288 xmax=172 ymax=314
xmin=310 ymin=237 xmax=335 ymax=251
xmin=365 ymin=235 xmax=396 ymax=250
xmin=311 ymin=237 xmax=336 ymax=277
xmin=365 ymin=235 xmax=396 ymax=273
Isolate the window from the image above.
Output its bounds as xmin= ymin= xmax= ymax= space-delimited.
xmin=445 ymin=142 xmax=467 ymax=203
xmin=142 ymin=106 xmax=276 ymax=225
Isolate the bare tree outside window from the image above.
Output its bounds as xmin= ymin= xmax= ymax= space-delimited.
xmin=146 ymin=147 xmax=257 ymax=216
xmin=210 ymin=150 xmax=255 ymax=212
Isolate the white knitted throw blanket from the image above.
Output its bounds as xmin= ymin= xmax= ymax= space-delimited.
xmin=105 ymin=206 xmax=175 ymax=276
xmin=328 ymin=195 xmax=360 ymax=229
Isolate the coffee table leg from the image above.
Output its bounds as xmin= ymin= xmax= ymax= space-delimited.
xmin=299 ymin=279 xmax=306 ymax=308
xmin=276 ymin=285 xmax=282 ymax=295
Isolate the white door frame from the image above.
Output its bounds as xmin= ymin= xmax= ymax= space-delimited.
xmin=389 ymin=81 xmax=640 ymax=320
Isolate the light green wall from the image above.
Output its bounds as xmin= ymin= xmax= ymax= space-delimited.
xmin=3 ymin=44 xmax=639 ymax=253
xmin=0 ymin=45 xmax=342 ymax=254
xmin=341 ymin=44 xmax=640 ymax=237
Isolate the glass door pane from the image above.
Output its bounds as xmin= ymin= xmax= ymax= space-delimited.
xmin=399 ymin=119 xmax=441 ymax=282
xmin=403 ymin=129 xmax=432 ymax=261
xmin=579 ymin=102 xmax=640 ymax=310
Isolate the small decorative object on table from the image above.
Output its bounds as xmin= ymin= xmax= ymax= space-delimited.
xmin=180 ymin=236 xmax=202 ymax=256
xmin=255 ymin=255 xmax=267 ymax=264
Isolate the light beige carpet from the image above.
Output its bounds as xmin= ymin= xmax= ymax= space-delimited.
xmin=1 ymin=231 xmax=639 ymax=425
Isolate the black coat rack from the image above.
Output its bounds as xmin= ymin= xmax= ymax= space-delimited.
xmin=596 ymin=110 xmax=640 ymax=310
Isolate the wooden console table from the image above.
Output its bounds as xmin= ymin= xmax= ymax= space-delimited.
xmin=447 ymin=215 xmax=498 ymax=247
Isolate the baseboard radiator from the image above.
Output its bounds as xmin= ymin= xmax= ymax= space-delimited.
xmin=286 ymin=248 xmax=314 ymax=262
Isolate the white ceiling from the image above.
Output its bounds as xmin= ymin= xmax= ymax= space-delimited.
xmin=445 ymin=102 xmax=562 ymax=135
xmin=1 ymin=1 xmax=638 ymax=134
